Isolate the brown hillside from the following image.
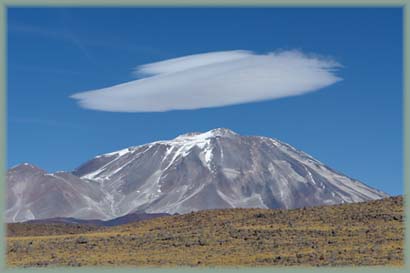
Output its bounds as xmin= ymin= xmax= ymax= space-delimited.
xmin=6 ymin=196 xmax=404 ymax=267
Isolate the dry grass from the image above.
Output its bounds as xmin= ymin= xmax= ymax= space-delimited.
xmin=7 ymin=196 xmax=404 ymax=267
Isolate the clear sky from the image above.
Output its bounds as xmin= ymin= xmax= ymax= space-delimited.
xmin=7 ymin=7 xmax=403 ymax=195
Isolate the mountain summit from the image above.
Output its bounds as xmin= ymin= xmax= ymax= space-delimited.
xmin=175 ymin=128 xmax=237 ymax=138
xmin=6 ymin=128 xmax=387 ymax=222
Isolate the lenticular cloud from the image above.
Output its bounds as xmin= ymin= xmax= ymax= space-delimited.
xmin=71 ymin=50 xmax=342 ymax=112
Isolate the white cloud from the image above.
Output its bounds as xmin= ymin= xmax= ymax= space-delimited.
xmin=70 ymin=50 xmax=342 ymax=112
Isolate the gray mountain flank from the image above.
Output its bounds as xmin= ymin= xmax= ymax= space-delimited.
xmin=6 ymin=128 xmax=387 ymax=222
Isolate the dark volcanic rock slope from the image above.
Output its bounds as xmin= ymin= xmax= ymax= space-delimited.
xmin=6 ymin=128 xmax=387 ymax=222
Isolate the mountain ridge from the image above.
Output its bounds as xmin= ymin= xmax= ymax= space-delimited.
xmin=6 ymin=128 xmax=388 ymax=222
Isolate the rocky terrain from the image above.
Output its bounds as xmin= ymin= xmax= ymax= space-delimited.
xmin=7 ymin=128 xmax=387 ymax=222
xmin=22 ymin=212 xmax=171 ymax=227
xmin=7 ymin=196 xmax=403 ymax=267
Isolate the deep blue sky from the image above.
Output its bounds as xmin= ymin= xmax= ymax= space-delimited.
xmin=7 ymin=8 xmax=403 ymax=195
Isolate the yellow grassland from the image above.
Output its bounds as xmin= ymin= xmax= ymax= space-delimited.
xmin=7 ymin=196 xmax=403 ymax=267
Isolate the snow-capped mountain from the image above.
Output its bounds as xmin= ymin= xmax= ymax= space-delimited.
xmin=6 ymin=128 xmax=388 ymax=222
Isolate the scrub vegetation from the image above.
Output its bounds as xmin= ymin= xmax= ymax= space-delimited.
xmin=7 ymin=196 xmax=403 ymax=267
